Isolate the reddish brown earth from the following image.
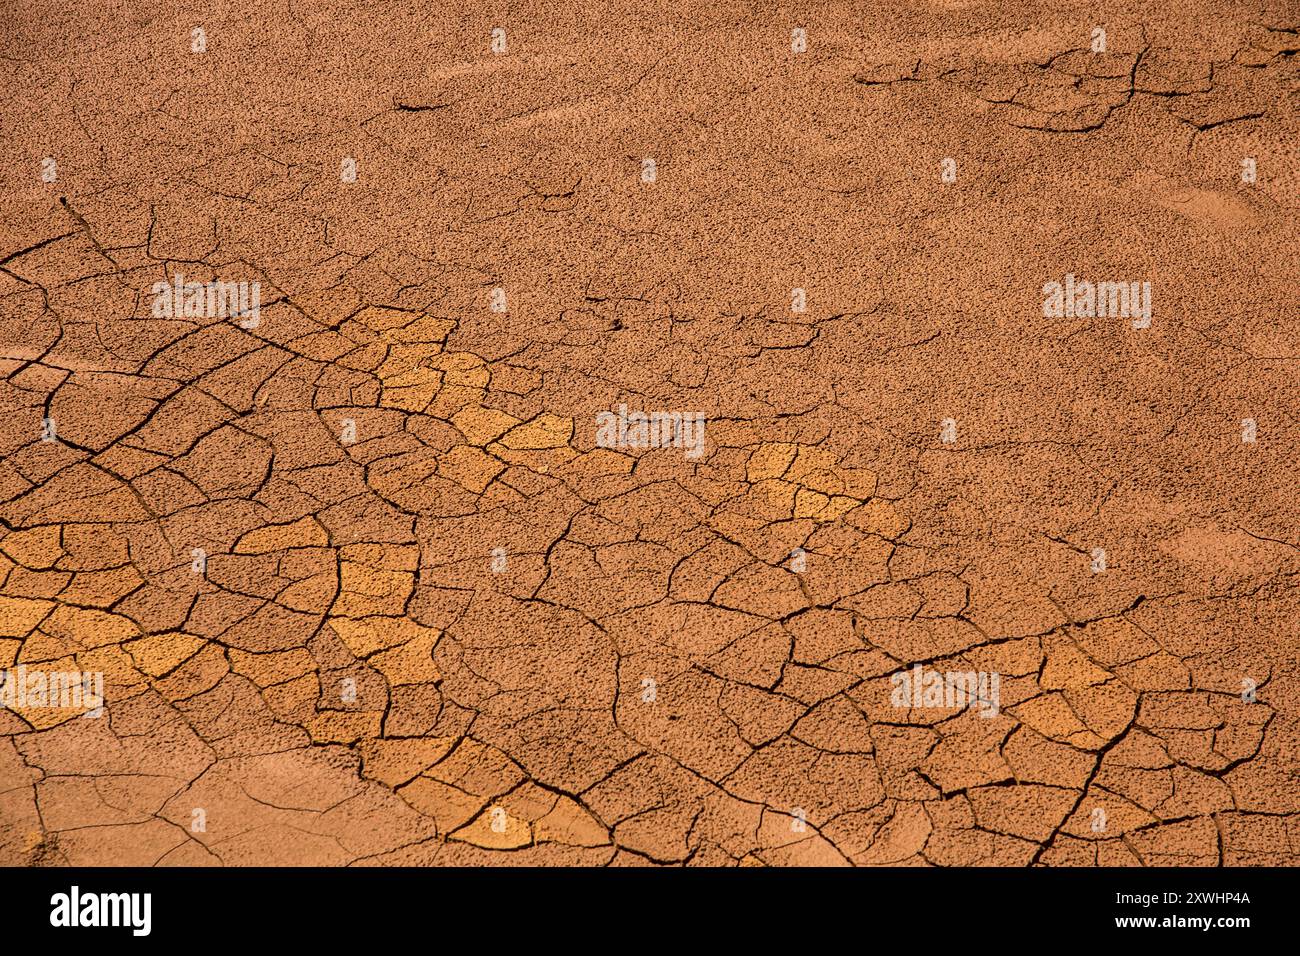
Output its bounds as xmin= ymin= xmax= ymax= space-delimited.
xmin=1 ymin=1 xmax=1298 ymax=866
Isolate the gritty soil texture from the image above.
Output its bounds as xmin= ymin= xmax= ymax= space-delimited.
xmin=0 ymin=2 xmax=1298 ymax=867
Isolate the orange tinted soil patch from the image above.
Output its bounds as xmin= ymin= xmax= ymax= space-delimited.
xmin=0 ymin=1 xmax=1297 ymax=866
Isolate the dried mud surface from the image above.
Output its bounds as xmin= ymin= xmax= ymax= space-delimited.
xmin=1 ymin=2 xmax=1298 ymax=866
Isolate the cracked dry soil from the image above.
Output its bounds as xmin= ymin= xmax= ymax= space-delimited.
xmin=0 ymin=1 xmax=1298 ymax=867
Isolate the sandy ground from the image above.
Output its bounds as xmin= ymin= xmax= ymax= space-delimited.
xmin=0 ymin=1 xmax=1298 ymax=866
